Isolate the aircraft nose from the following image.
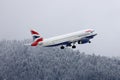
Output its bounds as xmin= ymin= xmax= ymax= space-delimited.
xmin=91 ymin=29 xmax=95 ymax=32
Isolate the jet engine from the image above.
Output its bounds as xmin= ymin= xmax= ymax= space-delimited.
xmin=78 ymin=38 xmax=90 ymax=44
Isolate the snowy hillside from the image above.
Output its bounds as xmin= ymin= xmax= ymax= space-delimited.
xmin=0 ymin=40 xmax=120 ymax=80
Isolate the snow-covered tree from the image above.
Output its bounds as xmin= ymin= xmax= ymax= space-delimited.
xmin=0 ymin=40 xmax=120 ymax=80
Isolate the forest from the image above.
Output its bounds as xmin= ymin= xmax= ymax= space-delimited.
xmin=0 ymin=40 xmax=120 ymax=80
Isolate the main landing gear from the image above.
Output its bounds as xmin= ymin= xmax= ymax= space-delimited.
xmin=60 ymin=45 xmax=76 ymax=49
xmin=60 ymin=46 xmax=65 ymax=49
xmin=72 ymin=45 xmax=76 ymax=49
xmin=60 ymin=40 xmax=91 ymax=49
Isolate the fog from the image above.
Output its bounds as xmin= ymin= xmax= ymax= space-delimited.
xmin=0 ymin=0 xmax=120 ymax=57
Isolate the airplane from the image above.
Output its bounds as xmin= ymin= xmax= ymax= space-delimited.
xmin=29 ymin=29 xmax=97 ymax=49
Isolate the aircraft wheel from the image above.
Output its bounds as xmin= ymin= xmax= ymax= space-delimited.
xmin=60 ymin=46 xmax=65 ymax=49
xmin=72 ymin=45 xmax=76 ymax=49
xmin=88 ymin=41 xmax=91 ymax=43
xmin=78 ymin=41 xmax=82 ymax=44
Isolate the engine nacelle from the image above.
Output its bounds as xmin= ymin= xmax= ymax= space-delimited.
xmin=78 ymin=38 xmax=90 ymax=44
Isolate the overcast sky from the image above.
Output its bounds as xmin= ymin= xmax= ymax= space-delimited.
xmin=0 ymin=0 xmax=120 ymax=57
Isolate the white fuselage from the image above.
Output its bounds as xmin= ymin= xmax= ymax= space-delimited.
xmin=38 ymin=29 xmax=96 ymax=47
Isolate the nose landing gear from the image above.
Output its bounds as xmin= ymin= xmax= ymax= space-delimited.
xmin=88 ymin=41 xmax=91 ymax=43
xmin=60 ymin=46 xmax=65 ymax=49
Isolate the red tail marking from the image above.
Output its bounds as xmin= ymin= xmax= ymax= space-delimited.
xmin=31 ymin=30 xmax=39 ymax=35
xmin=31 ymin=38 xmax=43 ymax=46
